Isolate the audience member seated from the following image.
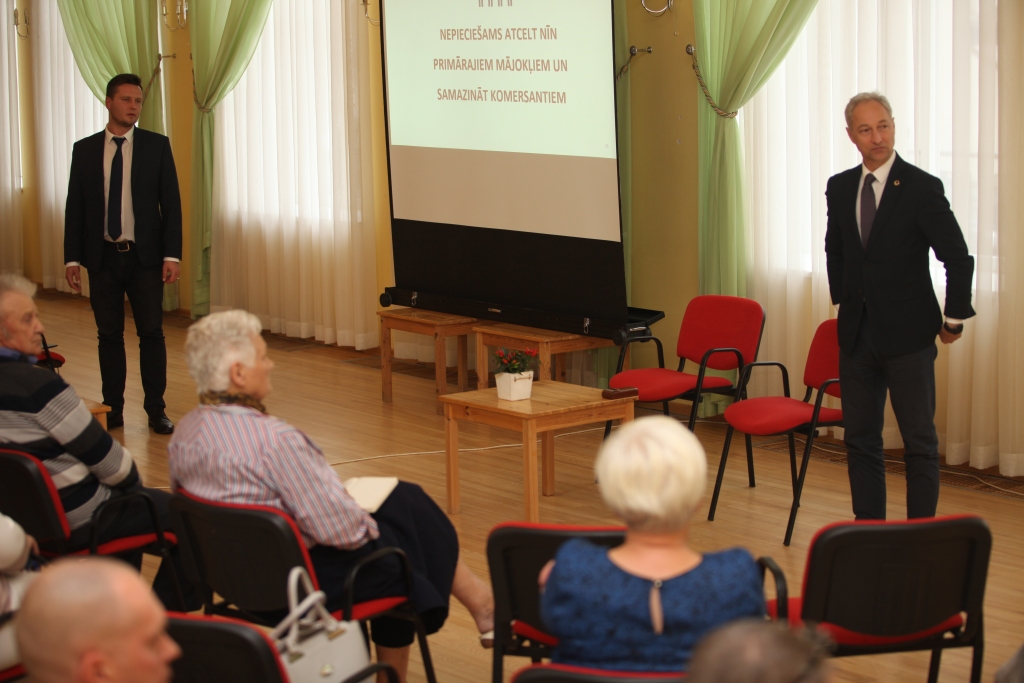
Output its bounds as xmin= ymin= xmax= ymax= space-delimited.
xmin=539 ymin=416 xmax=766 ymax=672
xmin=0 ymin=273 xmax=195 ymax=611
xmin=997 ymin=643 xmax=1024 ymax=683
xmin=0 ymin=513 xmax=39 ymax=670
xmin=16 ymin=557 xmax=181 ymax=683
xmin=687 ymin=618 xmax=831 ymax=683
xmin=167 ymin=310 xmax=495 ymax=681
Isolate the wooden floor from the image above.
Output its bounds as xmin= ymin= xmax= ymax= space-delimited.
xmin=35 ymin=293 xmax=1024 ymax=683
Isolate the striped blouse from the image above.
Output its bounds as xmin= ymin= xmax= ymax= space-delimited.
xmin=168 ymin=404 xmax=379 ymax=549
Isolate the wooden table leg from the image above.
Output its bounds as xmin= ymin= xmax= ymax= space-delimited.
xmin=522 ymin=419 xmax=539 ymax=522
xmin=445 ymin=406 xmax=460 ymax=514
xmin=457 ymin=334 xmax=468 ymax=392
xmin=476 ymin=333 xmax=489 ymax=390
xmin=622 ymin=401 xmax=635 ymax=423
xmin=555 ymin=353 xmax=566 ymax=382
xmin=541 ymin=431 xmax=555 ymax=496
xmin=434 ymin=332 xmax=447 ymax=415
xmin=381 ymin=319 xmax=393 ymax=403
xmin=538 ymin=343 xmax=552 ymax=382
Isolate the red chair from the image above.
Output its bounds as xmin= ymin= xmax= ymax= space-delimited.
xmin=607 ymin=295 xmax=765 ymax=435
xmin=0 ymin=448 xmax=184 ymax=607
xmin=487 ymin=523 xmax=787 ymax=683
xmin=168 ymin=490 xmax=437 ymax=683
xmin=0 ymin=667 xmax=24 ymax=682
xmin=768 ymin=516 xmax=990 ymax=683
xmin=706 ymin=319 xmax=842 ymax=546
xmin=34 ymin=334 xmax=65 ymax=373
xmin=511 ymin=663 xmax=685 ymax=682
xmin=167 ymin=612 xmax=400 ymax=683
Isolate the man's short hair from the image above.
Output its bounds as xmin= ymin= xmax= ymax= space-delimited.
xmin=106 ymin=73 xmax=143 ymax=99
xmin=688 ymin=619 xmax=831 ymax=683
xmin=594 ymin=415 xmax=707 ymax=533
xmin=184 ymin=309 xmax=264 ymax=394
xmin=845 ymin=91 xmax=893 ymax=128
xmin=0 ymin=273 xmax=37 ymax=336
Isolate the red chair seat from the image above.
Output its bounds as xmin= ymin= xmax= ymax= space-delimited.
xmin=609 ymin=369 xmax=732 ymax=402
xmin=46 ymin=532 xmax=179 ymax=557
xmin=512 ymin=619 xmax=559 ymax=647
xmin=0 ymin=665 xmax=25 ymax=682
xmin=512 ymin=663 xmax=686 ymax=681
xmin=345 ymin=596 xmax=409 ymax=622
xmin=767 ymin=597 xmax=964 ymax=646
xmin=723 ymin=398 xmax=843 ymax=435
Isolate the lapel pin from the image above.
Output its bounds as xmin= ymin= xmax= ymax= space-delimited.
xmin=893 ymin=179 xmax=900 ymax=186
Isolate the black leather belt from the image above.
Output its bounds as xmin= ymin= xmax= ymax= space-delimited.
xmin=106 ymin=240 xmax=134 ymax=252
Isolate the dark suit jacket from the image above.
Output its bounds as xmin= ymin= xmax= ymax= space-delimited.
xmin=825 ymin=153 xmax=975 ymax=357
xmin=64 ymin=127 xmax=182 ymax=271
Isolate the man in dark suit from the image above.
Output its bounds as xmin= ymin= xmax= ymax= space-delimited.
xmin=825 ymin=92 xmax=975 ymax=520
xmin=64 ymin=73 xmax=181 ymax=434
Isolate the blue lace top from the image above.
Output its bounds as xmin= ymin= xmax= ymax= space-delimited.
xmin=540 ymin=538 xmax=765 ymax=672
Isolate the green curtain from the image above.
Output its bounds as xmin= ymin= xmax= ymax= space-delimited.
xmin=56 ymin=0 xmax=181 ymax=310
xmin=595 ymin=0 xmax=632 ymax=388
xmin=693 ymin=0 xmax=817 ymax=297
xmin=188 ymin=0 xmax=274 ymax=318
xmin=56 ymin=0 xmax=164 ymax=134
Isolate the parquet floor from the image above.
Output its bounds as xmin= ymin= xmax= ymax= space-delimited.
xmin=33 ymin=292 xmax=1024 ymax=683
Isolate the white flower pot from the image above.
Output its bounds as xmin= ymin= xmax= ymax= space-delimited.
xmin=495 ymin=370 xmax=534 ymax=401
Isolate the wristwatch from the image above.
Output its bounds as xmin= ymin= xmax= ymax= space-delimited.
xmin=943 ymin=321 xmax=964 ymax=335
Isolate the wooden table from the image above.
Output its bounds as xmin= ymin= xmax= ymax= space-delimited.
xmin=84 ymin=399 xmax=111 ymax=430
xmin=378 ymin=308 xmax=479 ymax=414
xmin=440 ymin=381 xmax=636 ymax=522
xmin=473 ymin=322 xmax=618 ymax=389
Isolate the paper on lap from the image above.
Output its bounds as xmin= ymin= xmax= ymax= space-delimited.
xmin=343 ymin=476 xmax=399 ymax=514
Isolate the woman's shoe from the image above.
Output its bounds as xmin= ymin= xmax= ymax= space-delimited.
xmin=479 ymin=629 xmax=494 ymax=649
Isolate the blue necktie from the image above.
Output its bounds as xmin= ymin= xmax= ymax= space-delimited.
xmin=860 ymin=173 xmax=877 ymax=248
xmin=108 ymin=137 xmax=125 ymax=240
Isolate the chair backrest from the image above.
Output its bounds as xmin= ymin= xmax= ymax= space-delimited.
xmin=169 ymin=491 xmax=314 ymax=614
xmin=802 ymin=319 xmax=841 ymax=398
xmin=676 ymin=296 xmax=765 ymax=370
xmin=800 ymin=515 xmax=991 ymax=639
xmin=167 ymin=613 xmax=289 ymax=683
xmin=511 ymin=663 xmax=685 ymax=683
xmin=487 ymin=523 xmax=626 ymax=643
xmin=0 ymin=449 xmax=71 ymax=546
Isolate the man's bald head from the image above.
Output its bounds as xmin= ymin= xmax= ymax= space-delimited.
xmin=15 ymin=557 xmax=180 ymax=683
xmin=688 ymin=619 xmax=831 ymax=683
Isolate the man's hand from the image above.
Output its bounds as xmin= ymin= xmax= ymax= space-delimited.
xmin=162 ymin=260 xmax=180 ymax=284
xmin=939 ymin=326 xmax=963 ymax=345
xmin=65 ymin=265 xmax=82 ymax=292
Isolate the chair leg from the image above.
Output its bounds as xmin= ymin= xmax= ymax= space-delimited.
xmin=491 ymin=641 xmax=505 ymax=683
xmin=927 ymin=648 xmax=942 ymax=683
xmin=787 ymin=433 xmax=798 ymax=495
xmin=708 ymin=426 xmax=735 ymax=521
xmin=603 ymin=419 xmax=613 ymax=440
xmin=970 ymin=634 xmax=985 ymax=683
xmin=158 ymin=545 xmax=189 ymax=612
xmin=784 ymin=432 xmax=816 ymax=546
xmin=413 ymin=615 xmax=438 ymax=683
xmin=686 ymin=398 xmax=699 ymax=431
xmin=745 ymin=434 xmax=755 ymax=487
xmin=663 ymin=401 xmax=671 ymax=416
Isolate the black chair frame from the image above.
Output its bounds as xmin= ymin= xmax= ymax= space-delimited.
xmin=707 ymin=361 xmax=842 ymax=546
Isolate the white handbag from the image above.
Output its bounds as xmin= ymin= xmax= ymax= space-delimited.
xmin=271 ymin=567 xmax=372 ymax=683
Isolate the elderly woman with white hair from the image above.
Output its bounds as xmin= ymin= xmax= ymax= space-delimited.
xmin=539 ymin=416 xmax=765 ymax=672
xmin=168 ymin=310 xmax=494 ymax=682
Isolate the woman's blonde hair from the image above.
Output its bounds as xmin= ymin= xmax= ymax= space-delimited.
xmin=595 ymin=415 xmax=707 ymax=533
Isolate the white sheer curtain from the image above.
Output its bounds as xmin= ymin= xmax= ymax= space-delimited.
xmin=211 ymin=0 xmax=378 ymax=349
xmin=0 ymin=0 xmax=23 ymax=274
xmin=742 ymin=1 xmax=1010 ymax=472
xmin=31 ymin=0 xmax=107 ymax=293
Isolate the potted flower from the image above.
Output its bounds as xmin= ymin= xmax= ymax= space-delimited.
xmin=493 ymin=347 xmax=538 ymax=401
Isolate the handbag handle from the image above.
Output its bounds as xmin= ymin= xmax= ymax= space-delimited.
xmin=271 ymin=567 xmax=346 ymax=659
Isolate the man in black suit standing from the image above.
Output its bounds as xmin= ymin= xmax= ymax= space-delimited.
xmin=64 ymin=74 xmax=181 ymax=434
xmin=825 ymin=92 xmax=975 ymax=520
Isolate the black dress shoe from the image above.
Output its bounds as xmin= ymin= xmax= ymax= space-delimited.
xmin=106 ymin=413 xmax=124 ymax=429
xmin=148 ymin=412 xmax=174 ymax=434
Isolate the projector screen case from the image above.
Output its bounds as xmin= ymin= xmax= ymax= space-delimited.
xmin=379 ymin=0 xmax=629 ymax=335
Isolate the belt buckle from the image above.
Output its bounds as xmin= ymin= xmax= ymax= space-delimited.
xmin=116 ymin=241 xmax=131 ymax=252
